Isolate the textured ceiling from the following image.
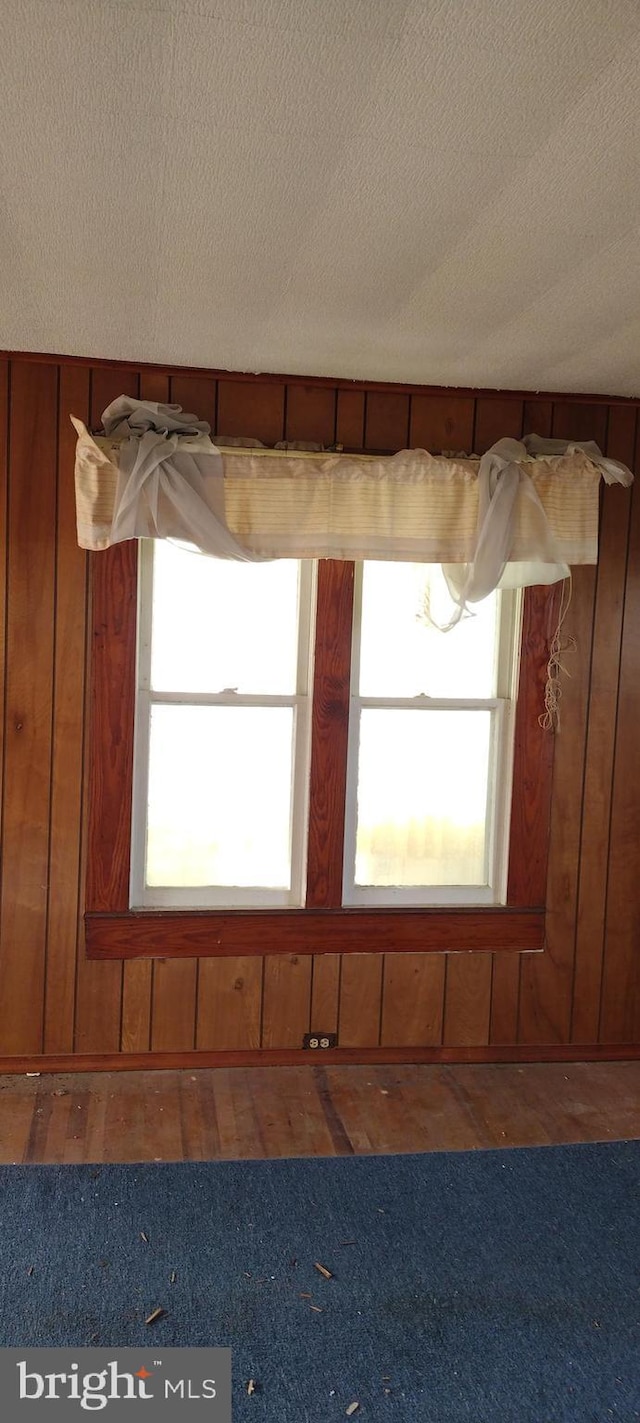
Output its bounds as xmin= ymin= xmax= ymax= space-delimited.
xmin=2 ymin=0 xmax=640 ymax=395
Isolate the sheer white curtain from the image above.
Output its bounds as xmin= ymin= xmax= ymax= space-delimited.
xmin=72 ymin=397 xmax=633 ymax=617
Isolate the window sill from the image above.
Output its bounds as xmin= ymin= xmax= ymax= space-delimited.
xmin=85 ymin=906 xmax=545 ymax=959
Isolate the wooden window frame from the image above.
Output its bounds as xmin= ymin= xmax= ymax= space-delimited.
xmin=85 ymin=544 xmax=557 ymax=959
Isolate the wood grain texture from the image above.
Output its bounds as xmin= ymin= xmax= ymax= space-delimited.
xmin=336 ymin=389 xmax=365 ymax=449
xmin=85 ymin=908 xmax=544 ymax=957
xmin=0 ymin=363 xmax=8 ymax=962
xmin=600 ymin=471 xmax=640 ymax=1042
xmin=120 ymin=959 xmax=152 ymax=1053
xmin=409 ymin=394 xmax=475 ymax=453
xmin=90 ymin=367 xmax=139 ymax=428
xmin=150 ymin=959 xmax=198 ymax=1052
xmin=474 ymin=397 xmax=523 ymax=453
xmin=507 ymin=586 xmax=559 ymax=906
xmin=261 ymin=954 xmax=312 ymax=1048
xmin=518 ymin=566 xmax=597 ymax=1043
xmin=217 ymin=380 xmax=285 ymax=444
xmin=489 ymin=952 xmax=522 ymax=1046
xmin=364 ymin=391 xmax=410 ymax=452
xmin=0 ymin=362 xmax=57 ymax=1052
xmin=443 ymin=953 xmax=493 ymax=1047
xmin=523 ymin=401 xmax=553 ymax=438
xmin=139 ymin=371 xmax=172 ymax=404
xmin=0 ymin=1044 xmax=638 ymax=1074
xmin=572 ymin=413 xmax=635 ymax=1042
xmin=305 ymin=560 xmax=354 ymax=908
xmin=169 ymin=374 xmax=216 ymax=429
xmin=380 ymin=953 xmax=446 ymax=1046
xmin=285 ymin=384 xmax=336 ymax=446
xmin=0 ymin=355 xmax=637 ymax=1067
xmin=44 ymin=365 xmax=90 ymax=1053
xmin=86 ymin=542 xmax=137 ymax=911
xmin=338 ymin=954 xmax=384 ymax=1047
xmin=551 ymin=402 xmax=608 ymax=447
xmin=310 ymin=954 xmax=341 ymax=1035
xmin=196 ymin=957 xmax=263 ymax=1049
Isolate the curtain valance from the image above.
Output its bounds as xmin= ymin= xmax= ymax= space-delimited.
xmin=72 ymin=397 xmax=633 ymax=614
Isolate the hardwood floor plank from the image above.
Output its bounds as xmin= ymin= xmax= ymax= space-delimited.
xmin=0 ymin=1062 xmax=637 ymax=1164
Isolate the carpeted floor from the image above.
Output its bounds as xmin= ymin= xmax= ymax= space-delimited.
xmin=0 ymin=1141 xmax=638 ymax=1421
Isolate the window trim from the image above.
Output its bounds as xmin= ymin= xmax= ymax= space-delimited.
xmin=84 ymin=543 xmax=557 ymax=958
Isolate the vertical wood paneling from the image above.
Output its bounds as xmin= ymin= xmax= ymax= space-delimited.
xmin=489 ymin=952 xmax=521 ymax=1045
xmin=507 ymin=586 xmax=559 ymax=906
xmin=310 ymin=954 xmax=341 ymax=1036
xmin=380 ymin=953 xmax=445 ymax=1046
xmin=0 ymin=358 xmax=638 ymax=1065
xmin=0 ymin=362 xmax=8 ymax=912
xmin=86 ymin=543 xmax=138 ymax=910
xmin=285 ymin=385 xmax=336 ymax=445
xmin=338 ymin=955 xmax=383 ymax=1047
xmin=120 ymin=960 xmax=152 ymax=1052
xmin=600 ymin=464 xmax=640 ymax=1043
xmin=572 ymin=407 xmax=635 ymax=1042
xmin=217 ymin=380 xmax=285 ymax=444
xmin=151 ymin=959 xmax=198 ymax=1051
xmin=44 ymin=365 xmax=90 ymax=1053
xmin=196 ymin=957 xmax=263 ymax=1049
xmin=474 ymin=397 xmax=523 ymax=452
xmin=551 ymin=402 xmax=608 ymax=447
xmin=336 ymin=389 xmax=365 ymax=449
xmin=0 ymin=362 xmax=57 ymax=1053
xmin=409 ymin=395 xmax=474 ymax=453
xmin=523 ymin=401 xmax=552 ymax=438
xmin=90 ymin=368 xmax=139 ymax=428
xmin=261 ymin=955 xmax=312 ymax=1048
xmin=518 ymin=565 xmax=597 ymax=1043
xmin=443 ymin=954 xmax=492 ymax=1046
xmin=169 ymin=375 xmax=217 ymax=430
xmin=364 ymin=391 xmax=410 ymax=452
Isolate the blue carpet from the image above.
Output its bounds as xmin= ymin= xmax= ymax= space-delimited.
xmin=0 ymin=1141 xmax=638 ymax=1421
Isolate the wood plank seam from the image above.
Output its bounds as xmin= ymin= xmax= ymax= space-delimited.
xmin=41 ymin=364 xmax=61 ymax=1055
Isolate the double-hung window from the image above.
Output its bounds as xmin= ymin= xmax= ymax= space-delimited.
xmin=130 ymin=542 xmax=521 ymax=911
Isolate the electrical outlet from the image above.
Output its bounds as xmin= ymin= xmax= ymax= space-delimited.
xmin=303 ymin=1032 xmax=337 ymax=1050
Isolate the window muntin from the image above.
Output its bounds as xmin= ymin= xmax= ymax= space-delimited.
xmin=130 ymin=542 xmax=315 ymax=908
xmin=343 ymin=563 xmax=522 ymax=907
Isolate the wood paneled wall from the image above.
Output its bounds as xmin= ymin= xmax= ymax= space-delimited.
xmin=0 ymin=354 xmax=639 ymax=1067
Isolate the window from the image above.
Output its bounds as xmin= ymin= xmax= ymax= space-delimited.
xmin=85 ymin=542 xmax=553 ymax=957
xmin=131 ymin=545 xmax=315 ymax=909
xmin=130 ymin=542 xmax=521 ymax=911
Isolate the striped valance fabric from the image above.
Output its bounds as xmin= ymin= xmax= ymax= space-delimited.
xmin=71 ymin=398 xmax=633 ymax=613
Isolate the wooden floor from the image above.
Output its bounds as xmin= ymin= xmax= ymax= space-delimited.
xmin=0 ymin=1062 xmax=638 ymax=1164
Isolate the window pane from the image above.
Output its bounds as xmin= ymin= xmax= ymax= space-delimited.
xmin=358 ymin=562 xmax=499 ymax=698
xmin=146 ymin=705 xmax=294 ymax=889
xmin=150 ymin=544 xmax=301 ymax=693
xmin=354 ymin=710 xmax=492 ymax=887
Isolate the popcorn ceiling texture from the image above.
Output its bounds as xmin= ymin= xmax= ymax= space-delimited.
xmin=1 ymin=0 xmax=640 ymax=395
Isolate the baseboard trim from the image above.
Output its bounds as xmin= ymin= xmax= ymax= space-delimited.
xmin=0 ymin=1044 xmax=638 ymax=1073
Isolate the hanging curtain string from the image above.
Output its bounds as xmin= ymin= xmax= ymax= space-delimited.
xmin=538 ymin=576 xmax=576 ymax=733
